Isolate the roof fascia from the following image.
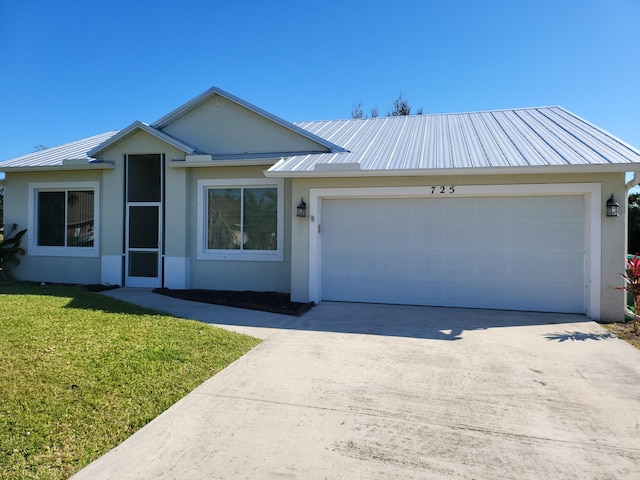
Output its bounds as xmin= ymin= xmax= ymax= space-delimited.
xmin=151 ymin=86 xmax=347 ymax=154
xmin=264 ymin=163 xmax=640 ymax=178
xmin=213 ymin=150 xmax=335 ymax=161
xmin=169 ymin=159 xmax=277 ymax=168
xmin=0 ymin=163 xmax=115 ymax=173
xmin=87 ymin=121 xmax=196 ymax=158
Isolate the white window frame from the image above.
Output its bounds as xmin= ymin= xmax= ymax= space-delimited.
xmin=197 ymin=178 xmax=284 ymax=261
xmin=28 ymin=181 xmax=100 ymax=257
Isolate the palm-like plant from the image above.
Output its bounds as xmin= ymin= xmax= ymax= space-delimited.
xmin=617 ymin=255 xmax=640 ymax=333
xmin=208 ymin=204 xmax=237 ymax=249
xmin=0 ymin=223 xmax=26 ymax=282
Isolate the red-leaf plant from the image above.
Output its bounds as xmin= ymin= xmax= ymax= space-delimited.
xmin=617 ymin=255 xmax=640 ymax=333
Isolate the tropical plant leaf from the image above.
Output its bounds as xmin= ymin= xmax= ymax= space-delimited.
xmin=0 ymin=226 xmax=26 ymax=281
xmin=618 ymin=255 xmax=640 ymax=327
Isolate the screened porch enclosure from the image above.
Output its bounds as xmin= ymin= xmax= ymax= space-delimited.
xmin=125 ymin=154 xmax=163 ymax=287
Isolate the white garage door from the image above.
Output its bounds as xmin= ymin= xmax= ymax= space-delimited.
xmin=321 ymin=196 xmax=585 ymax=313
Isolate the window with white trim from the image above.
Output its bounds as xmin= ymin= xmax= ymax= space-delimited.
xmin=197 ymin=178 xmax=284 ymax=261
xmin=29 ymin=182 xmax=99 ymax=257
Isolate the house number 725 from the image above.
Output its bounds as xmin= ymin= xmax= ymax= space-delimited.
xmin=430 ymin=186 xmax=455 ymax=194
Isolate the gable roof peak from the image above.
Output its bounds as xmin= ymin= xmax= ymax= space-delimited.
xmin=151 ymin=86 xmax=346 ymax=154
xmin=86 ymin=121 xmax=198 ymax=158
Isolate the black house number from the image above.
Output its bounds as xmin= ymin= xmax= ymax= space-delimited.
xmin=430 ymin=186 xmax=455 ymax=194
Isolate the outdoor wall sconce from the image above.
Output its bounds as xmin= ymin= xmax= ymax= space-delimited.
xmin=297 ymin=197 xmax=307 ymax=217
xmin=606 ymin=194 xmax=620 ymax=217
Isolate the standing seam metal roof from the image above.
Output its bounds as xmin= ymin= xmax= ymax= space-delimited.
xmin=3 ymin=106 xmax=640 ymax=173
xmin=0 ymin=132 xmax=118 ymax=169
xmin=268 ymin=106 xmax=640 ymax=174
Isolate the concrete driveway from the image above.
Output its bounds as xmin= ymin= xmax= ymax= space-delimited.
xmin=72 ymin=291 xmax=640 ymax=479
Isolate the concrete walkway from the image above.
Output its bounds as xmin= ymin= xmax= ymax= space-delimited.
xmin=71 ymin=289 xmax=640 ymax=479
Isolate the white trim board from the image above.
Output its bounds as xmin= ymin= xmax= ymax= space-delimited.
xmin=164 ymin=257 xmax=190 ymax=289
xmin=308 ymin=183 xmax=601 ymax=319
xmin=101 ymin=255 xmax=122 ymax=286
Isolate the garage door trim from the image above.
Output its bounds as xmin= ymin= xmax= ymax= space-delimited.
xmin=308 ymin=183 xmax=601 ymax=318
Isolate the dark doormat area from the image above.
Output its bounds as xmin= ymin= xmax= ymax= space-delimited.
xmin=152 ymin=288 xmax=314 ymax=316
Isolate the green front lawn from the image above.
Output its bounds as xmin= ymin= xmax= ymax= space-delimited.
xmin=0 ymin=284 xmax=261 ymax=480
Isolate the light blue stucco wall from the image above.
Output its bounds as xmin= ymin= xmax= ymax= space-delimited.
xmin=3 ymin=169 xmax=104 ymax=284
xmin=185 ymin=166 xmax=292 ymax=293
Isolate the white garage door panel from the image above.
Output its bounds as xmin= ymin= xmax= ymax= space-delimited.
xmin=321 ymin=196 xmax=585 ymax=313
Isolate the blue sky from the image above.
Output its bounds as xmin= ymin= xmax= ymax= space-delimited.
xmin=1 ymin=0 xmax=639 ymax=163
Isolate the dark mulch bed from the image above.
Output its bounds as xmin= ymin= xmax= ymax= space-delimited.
xmin=85 ymin=284 xmax=120 ymax=292
xmin=153 ymin=288 xmax=314 ymax=316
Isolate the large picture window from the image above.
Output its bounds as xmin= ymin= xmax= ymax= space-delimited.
xmin=208 ymin=187 xmax=277 ymax=250
xmin=37 ymin=190 xmax=94 ymax=247
xmin=197 ymin=179 xmax=283 ymax=261
xmin=29 ymin=182 xmax=99 ymax=257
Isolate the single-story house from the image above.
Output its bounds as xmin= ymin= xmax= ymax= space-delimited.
xmin=2 ymin=86 xmax=640 ymax=322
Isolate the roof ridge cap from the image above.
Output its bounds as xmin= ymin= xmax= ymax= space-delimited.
xmin=294 ymin=106 xmax=565 ymax=124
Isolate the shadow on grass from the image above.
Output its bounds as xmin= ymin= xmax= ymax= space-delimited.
xmin=0 ymin=283 xmax=158 ymax=316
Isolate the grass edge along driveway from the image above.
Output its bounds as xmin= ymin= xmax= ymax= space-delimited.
xmin=0 ymin=284 xmax=261 ymax=480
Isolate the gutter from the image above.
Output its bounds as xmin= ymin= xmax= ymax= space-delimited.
xmin=0 ymin=163 xmax=115 ymax=173
xmin=265 ymin=164 xmax=640 ymax=178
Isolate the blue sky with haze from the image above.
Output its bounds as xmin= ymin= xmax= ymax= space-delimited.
xmin=1 ymin=0 xmax=638 ymax=165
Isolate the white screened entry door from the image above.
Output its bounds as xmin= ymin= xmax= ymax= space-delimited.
xmin=320 ymin=196 xmax=586 ymax=313
xmin=125 ymin=154 xmax=163 ymax=288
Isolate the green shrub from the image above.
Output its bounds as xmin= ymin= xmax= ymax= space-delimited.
xmin=0 ymin=224 xmax=26 ymax=282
